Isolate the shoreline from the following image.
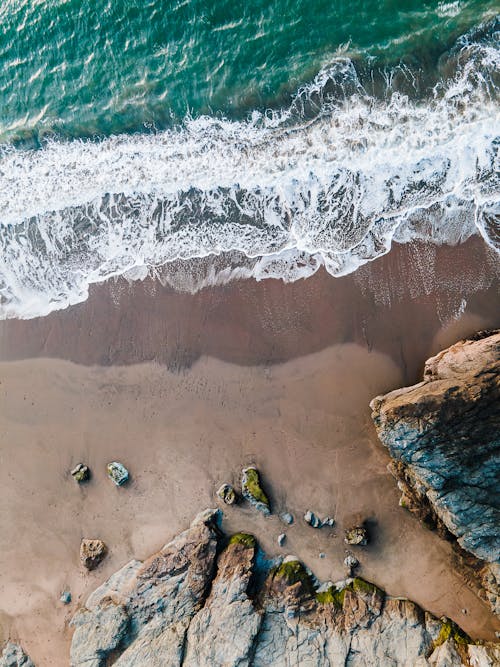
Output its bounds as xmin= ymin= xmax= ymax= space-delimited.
xmin=0 ymin=237 xmax=499 ymax=665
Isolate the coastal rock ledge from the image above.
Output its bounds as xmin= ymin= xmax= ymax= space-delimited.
xmin=370 ymin=331 xmax=500 ymax=615
xmin=64 ymin=509 xmax=497 ymax=666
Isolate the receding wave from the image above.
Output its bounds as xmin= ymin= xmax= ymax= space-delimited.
xmin=0 ymin=21 xmax=499 ymax=319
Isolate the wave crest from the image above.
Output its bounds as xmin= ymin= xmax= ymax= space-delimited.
xmin=0 ymin=21 xmax=499 ymax=319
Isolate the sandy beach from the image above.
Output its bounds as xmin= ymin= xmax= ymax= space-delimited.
xmin=0 ymin=238 xmax=499 ymax=665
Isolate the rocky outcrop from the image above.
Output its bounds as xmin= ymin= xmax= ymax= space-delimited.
xmin=370 ymin=331 xmax=500 ymax=614
xmin=70 ymin=508 xmax=220 ymax=666
xmin=0 ymin=643 xmax=34 ymax=667
xmin=69 ymin=509 xmax=499 ymax=666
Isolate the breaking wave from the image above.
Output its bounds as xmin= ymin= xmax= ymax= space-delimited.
xmin=0 ymin=20 xmax=499 ymax=319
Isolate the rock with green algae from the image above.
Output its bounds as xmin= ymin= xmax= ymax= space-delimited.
xmin=216 ymin=483 xmax=237 ymax=505
xmin=70 ymin=463 xmax=90 ymax=483
xmin=228 ymin=533 xmax=256 ymax=548
xmin=241 ymin=466 xmax=270 ymax=515
xmin=106 ymin=461 xmax=129 ymax=486
xmin=67 ymin=509 xmax=500 ymax=667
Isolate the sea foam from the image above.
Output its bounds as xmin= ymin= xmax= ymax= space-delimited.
xmin=0 ymin=28 xmax=499 ymax=319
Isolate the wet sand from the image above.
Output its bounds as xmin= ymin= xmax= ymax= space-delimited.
xmin=0 ymin=238 xmax=499 ymax=665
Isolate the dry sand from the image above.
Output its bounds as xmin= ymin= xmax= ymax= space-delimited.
xmin=0 ymin=238 xmax=499 ymax=665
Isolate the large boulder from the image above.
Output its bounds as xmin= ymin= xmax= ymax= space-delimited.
xmin=371 ymin=331 xmax=500 ymax=613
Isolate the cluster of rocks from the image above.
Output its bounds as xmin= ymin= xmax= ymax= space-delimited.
xmin=216 ymin=466 xmax=370 ymax=569
xmin=63 ymin=509 xmax=499 ymax=667
xmin=371 ymin=331 xmax=500 ymax=615
xmin=303 ymin=509 xmax=334 ymax=529
xmin=70 ymin=460 xmax=129 ymax=486
xmin=217 ymin=465 xmax=271 ymax=515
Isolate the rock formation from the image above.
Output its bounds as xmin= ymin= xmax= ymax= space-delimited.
xmin=0 ymin=643 xmax=34 ymax=667
xmin=68 ymin=509 xmax=499 ymax=666
xmin=370 ymin=331 xmax=500 ymax=614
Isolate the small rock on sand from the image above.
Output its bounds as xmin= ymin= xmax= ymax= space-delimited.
xmin=280 ymin=512 xmax=294 ymax=525
xmin=278 ymin=533 xmax=286 ymax=547
xmin=71 ymin=463 xmax=90 ymax=483
xmin=216 ymin=483 xmax=237 ymax=505
xmin=344 ymin=553 xmax=359 ymax=574
xmin=304 ymin=510 xmax=322 ymax=528
xmin=80 ymin=539 xmax=107 ymax=571
xmin=106 ymin=461 xmax=129 ymax=486
xmin=344 ymin=526 xmax=368 ymax=546
xmin=60 ymin=590 xmax=72 ymax=604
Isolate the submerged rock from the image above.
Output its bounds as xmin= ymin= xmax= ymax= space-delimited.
xmin=0 ymin=643 xmax=35 ymax=667
xmin=241 ymin=466 xmax=270 ymax=515
xmin=216 ymin=483 xmax=237 ymax=505
xmin=67 ymin=509 xmax=499 ymax=666
xmin=345 ymin=526 xmax=368 ymax=546
xmin=70 ymin=463 xmax=90 ymax=483
xmin=106 ymin=461 xmax=129 ymax=486
xmin=80 ymin=539 xmax=107 ymax=571
xmin=371 ymin=331 xmax=500 ymax=613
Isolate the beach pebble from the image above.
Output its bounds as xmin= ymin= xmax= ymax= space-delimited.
xmin=280 ymin=512 xmax=294 ymax=525
xmin=60 ymin=590 xmax=72 ymax=604
xmin=319 ymin=552 xmax=326 ymax=559
xmin=80 ymin=539 xmax=107 ymax=571
xmin=106 ymin=461 xmax=129 ymax=486
xmin=344 ymin=526 xmax=368 ymax=546
xmin=216 ymin=483 xmax=237 ymax=505
xmin=304 ymin=510 xmax=322 ymax=528
xmin=344 ymin=553 xmax=359 ymax=574
xmin=322 ymin=516 xmax=335 ymax=527
xmin=277 ymin=533 xmax=286 ymax=547
xmin=70 ymin=463 xmax=90 ymax=483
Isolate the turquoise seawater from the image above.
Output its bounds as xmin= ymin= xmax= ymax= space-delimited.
xmin=0 ymin=0 xmax=498 ymax=143
xmin=0 ymin=2 xmax=498 ymax=318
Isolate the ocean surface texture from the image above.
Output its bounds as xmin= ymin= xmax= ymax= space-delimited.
xmin=0 ymin=1 xmax=498 ymax=318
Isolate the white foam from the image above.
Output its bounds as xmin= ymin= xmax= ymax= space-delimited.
xmin=0 ymin=36 xmax=499 ymax=319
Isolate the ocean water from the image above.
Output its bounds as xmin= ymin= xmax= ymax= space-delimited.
xmin=0 ymin=1 xmax=498 ymax=318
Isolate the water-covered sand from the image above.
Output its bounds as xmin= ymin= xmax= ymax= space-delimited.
xmin=0 ymin=238 xmax=499 ymax=665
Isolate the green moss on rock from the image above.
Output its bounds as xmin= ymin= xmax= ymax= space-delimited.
xmin=315 ymin=585 xmax=346 ymax=607
xmin=352 ymin=578 xmax=382 ymax=596
xmin=272 ymin=559 xmax=314 ymax=594
xmin=228 ymin=533 xmax=256 ymax=549
xmin=433 ymin=619 xmax=471 ymax=651
xmin=241 ymin=467 xmax=270 ymax=515
xmin=243 ymin=468 xmax=269 ymax=505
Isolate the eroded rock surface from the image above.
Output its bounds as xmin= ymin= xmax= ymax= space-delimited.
xmin=0 ymin=643 xmax=34 ymax=667
xmin=68 ymin=509 xmax=499 ymax=666
xmin=371 ymin=331 xmax=500 ymax=614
